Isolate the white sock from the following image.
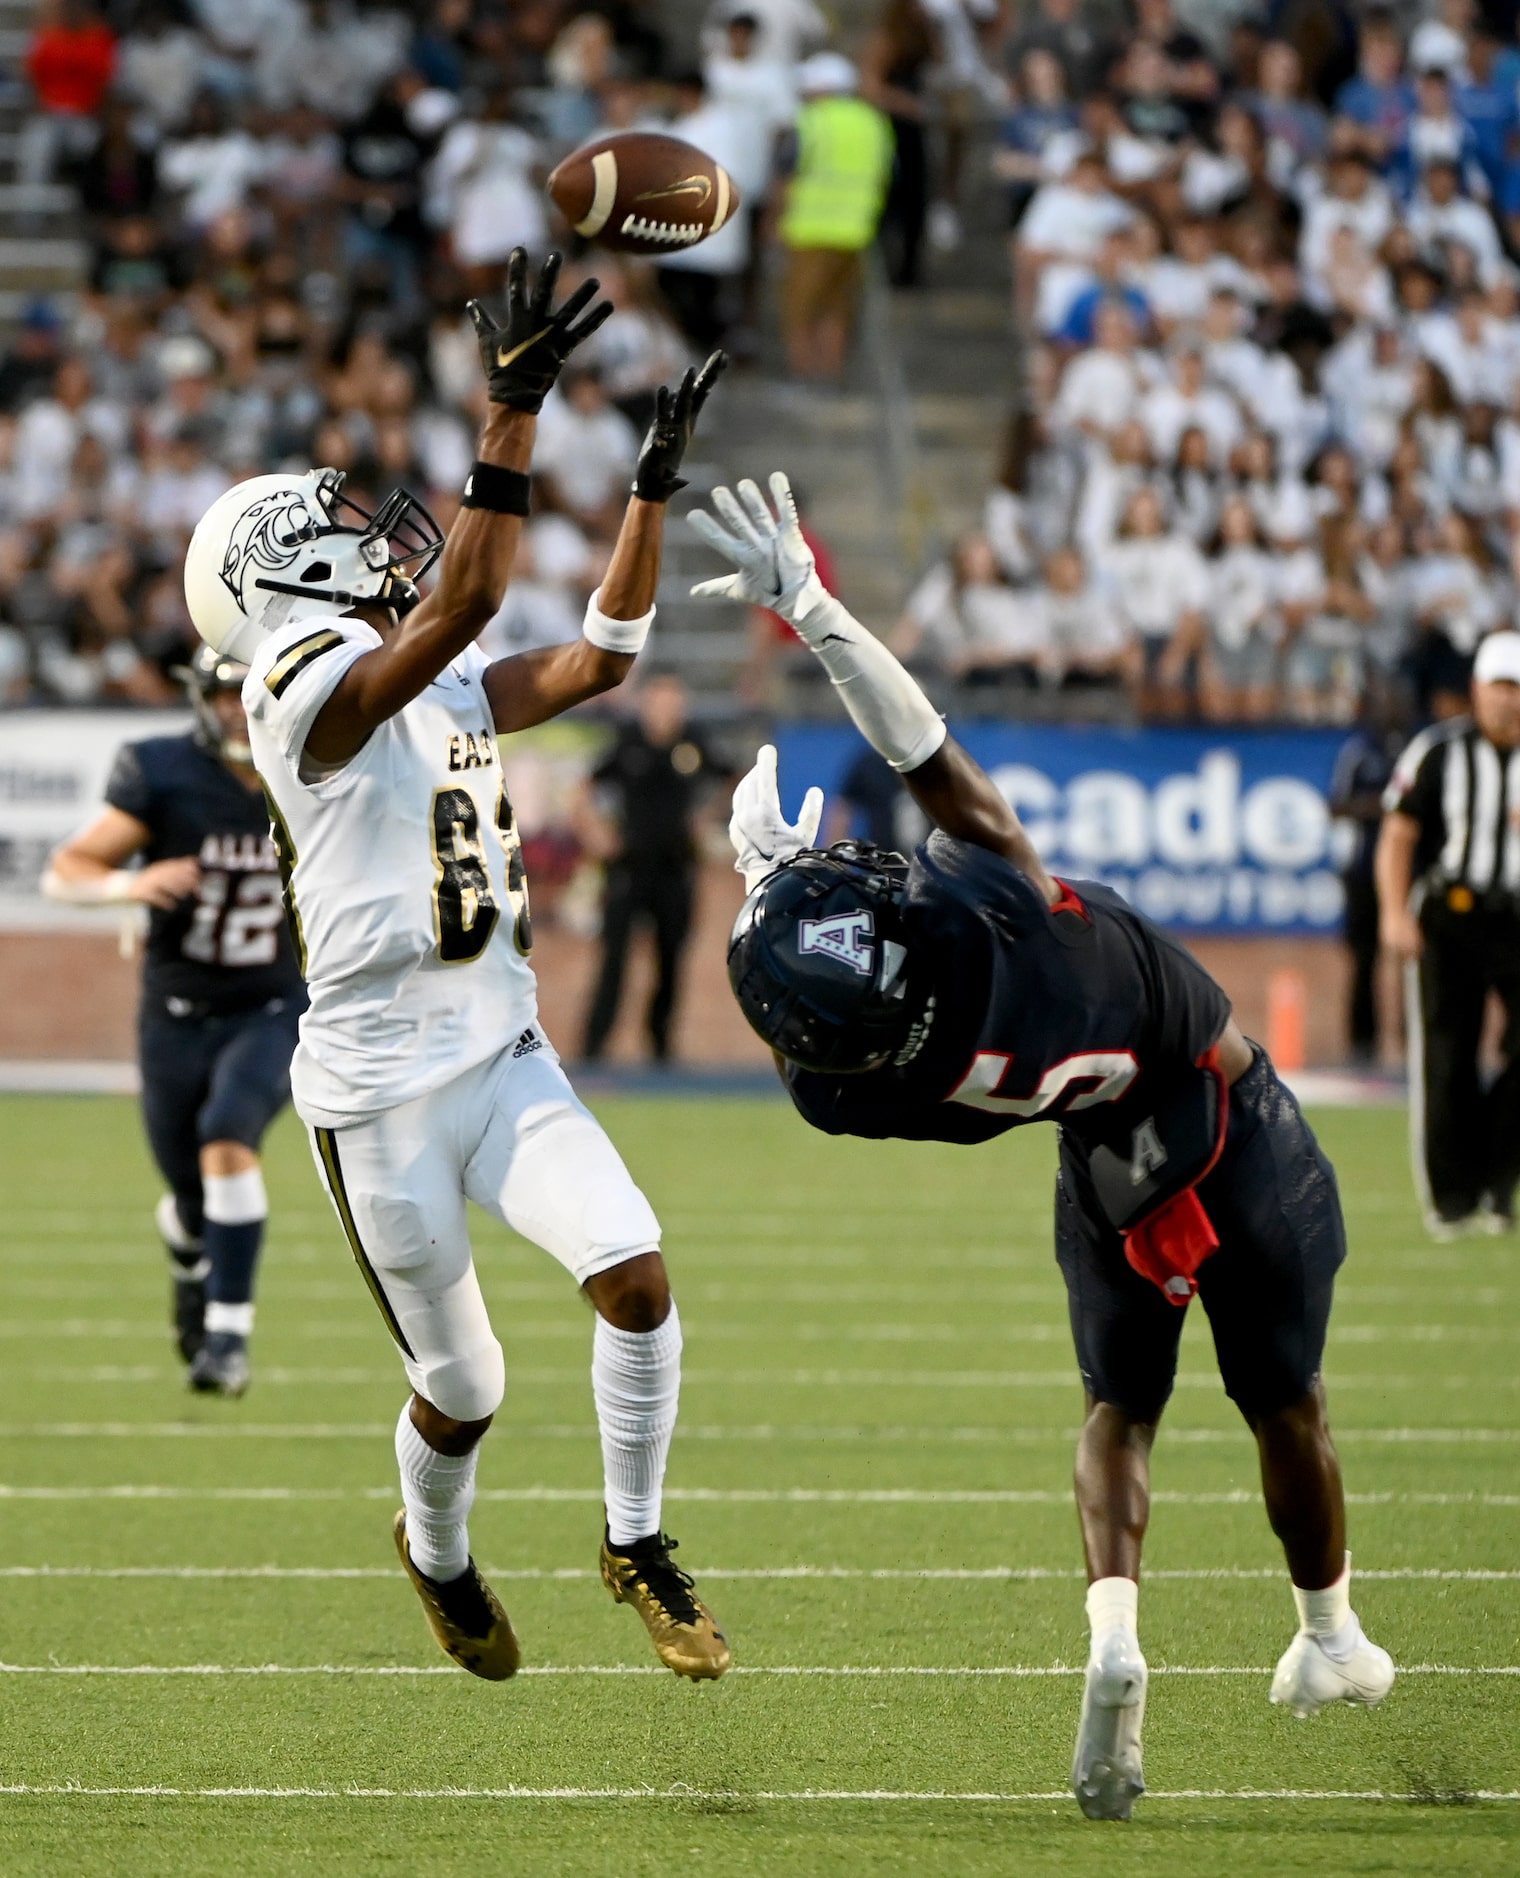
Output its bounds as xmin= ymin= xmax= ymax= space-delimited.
xmin=1086 ymin=1576 xmax=1140 ymax=1657
xmin=395 ymin=1402 xmax=479 ymax=1582
xmin=205 ymin=1300 xmax=255 ymax=1336
xmin=592 ymin=1302 xmax=682 ymax=1548
xmin=1292 ymin=1552 xmax=1357 ymax=1658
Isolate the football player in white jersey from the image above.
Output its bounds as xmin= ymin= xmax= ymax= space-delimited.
xmin=181 ymin=251 xmax=730 ymax=1682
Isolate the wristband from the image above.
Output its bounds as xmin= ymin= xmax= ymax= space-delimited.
xmin=461 ymin=461 xmax=531 ymax=516
xmin=582 ymin=587 xmax=655 ymax=655
xmin=41 ymin=866 xmax=136 ymax=905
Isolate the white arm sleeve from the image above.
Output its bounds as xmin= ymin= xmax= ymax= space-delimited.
xmin=792 ymin=587 xmax=947 ymax=774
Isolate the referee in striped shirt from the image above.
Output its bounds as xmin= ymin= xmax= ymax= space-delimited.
xmin=1376 ymin=632 xmax=1520 ymax=1239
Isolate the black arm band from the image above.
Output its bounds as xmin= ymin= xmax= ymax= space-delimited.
xmin=461 ymin=461 xmax=531 ymax=516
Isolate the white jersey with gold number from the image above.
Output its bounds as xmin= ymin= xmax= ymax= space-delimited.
xmin=244 ymin=613 xmax=538 ymax=1127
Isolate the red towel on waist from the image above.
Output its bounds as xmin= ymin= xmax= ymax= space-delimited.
xmin=1122 ymin=1188 xmax=1219 ymax=1306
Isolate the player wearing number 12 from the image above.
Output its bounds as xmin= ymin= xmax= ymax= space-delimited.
xmin=182 ymin=251 xmax=731 ymax=1683
xmin=43 ymin=644 xmax=304 ymax=1396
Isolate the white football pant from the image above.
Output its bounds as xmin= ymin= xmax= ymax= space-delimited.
xmin=307 ymin=1032 xmax=661 ymax=1421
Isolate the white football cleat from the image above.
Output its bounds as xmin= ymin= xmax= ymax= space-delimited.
xmin=1072 ymin=1629 xmax=1147 ymax=1821
xmin=1269 ymin=1621 xmax=1395 ymax=1719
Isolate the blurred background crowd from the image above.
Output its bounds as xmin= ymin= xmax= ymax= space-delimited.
xmin=4 ymin=1 xmax=1520 ymax=725
xmin=7 ymin=0 xmax=1520 ymax=1059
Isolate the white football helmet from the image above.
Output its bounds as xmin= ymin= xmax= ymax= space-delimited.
xmin=184 ymin=468 xmax=444 ymax=662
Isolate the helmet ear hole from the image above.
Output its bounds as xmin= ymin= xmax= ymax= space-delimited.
xmin=301 ymin=560 xmax=332 ymax=582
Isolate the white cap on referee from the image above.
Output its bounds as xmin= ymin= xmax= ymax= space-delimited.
xmin=1473 ymin=632 xmax=1520 ymax=685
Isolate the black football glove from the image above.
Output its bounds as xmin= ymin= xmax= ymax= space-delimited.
xmin=467 ymin=248 xmax=614 ymax=413
xmin=632 ymin=350 xmax=728 ymax=503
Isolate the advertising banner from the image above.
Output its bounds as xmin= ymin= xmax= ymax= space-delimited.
xmin=0 ymin=710 xmax=191 ymax=929
xmin=771 ymin=722 xmax=1352 ymax=937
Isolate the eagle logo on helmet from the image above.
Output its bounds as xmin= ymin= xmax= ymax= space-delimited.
xmin=798 ymin=910 xmax=875 ymax=975
xmin=218 ymin=489 xmax=319 ymax=615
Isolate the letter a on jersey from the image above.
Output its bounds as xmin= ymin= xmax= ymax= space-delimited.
xmin=1129 ymin=1117 xmax=1168 ymax=1186
xmin=798 ymin=910 xmax=874 ymax=975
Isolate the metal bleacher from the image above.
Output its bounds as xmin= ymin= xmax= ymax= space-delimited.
xmin=0 ymin=0 xmax=89 ymax=328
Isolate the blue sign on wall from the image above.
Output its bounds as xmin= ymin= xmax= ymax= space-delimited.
xmin=771 ymin=723 xmax=1352 ymax=937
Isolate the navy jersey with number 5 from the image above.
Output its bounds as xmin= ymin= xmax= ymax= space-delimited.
xmin=105 ymin=734 xmax=305 ymax=1013
xmin=785 ymin=832 xmax=1230 ymax=1152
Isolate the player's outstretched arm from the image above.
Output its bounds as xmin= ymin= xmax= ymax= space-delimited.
xmin=43 ymin=806 xmax=199 ymax=909
xmin=306 ymin=251 xmax=612 ymax=767
xmin=484 ymin=351 xmax=726 ymax=735
xmin=690 ymin=473 xmax=1057 ymax=898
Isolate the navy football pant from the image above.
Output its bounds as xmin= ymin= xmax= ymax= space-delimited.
xmin=139 ymin=995 xmax=301 ymax=1239
xmin=1055 ymin=1048 xmax=1346 ymax=1422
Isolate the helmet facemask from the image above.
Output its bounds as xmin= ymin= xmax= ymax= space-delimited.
xmin=245 ymin=470 xmax=444 ymax=625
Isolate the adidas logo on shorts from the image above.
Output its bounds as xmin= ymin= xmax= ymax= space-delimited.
xmin=512 ymin=1028 xmax=543 ymax=1059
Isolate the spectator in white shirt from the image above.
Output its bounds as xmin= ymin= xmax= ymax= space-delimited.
xmin=704 ymin=0 xmax=828 ymax=70
xmin=1410 ymin=508 xmax=1504 ymax=657
xmin=1299 ymin=149 xmax=1393 ymax=293
xmin=1167 ymin=424 xmax=1221 ymax=543
xmin=1405 ymin=157 xmax=1505 ymax=287
xmin=427 ymin=88 xmax=545 ymax=279
xmin=893 ymin=532 xmax=1053 ymax=683
xmin=1201 ymin=491 xmax=1280 ymax=719
xmin=533 ymin=368 xmax=642 ymax=537
xmin=1137 ymin=213 xmax=1221 ymax=335
xmin=1074 ymin=419 xmax=1155 ymax=556
xmin=1100 ymin=484 xmax=1208 ymax=714
xmin=1052 ymin=301 xmax=1155 ymax=442
xmin=1040 ymin=545 xmax=1139 ymax=690
xmin=11 ymin=358 xmax=128 ymax=522
xmin=1015 ymin=147 xmax=1132 ymax=320
xmin=1139 ymin=345 xmax=1244 ymax=464
xmin=157 ymin=93 xmax=267 ymax=233
xmin=655 ymin=72 xmax=755 ymax=353
xmin=117 ymin=5 xmax=206 ymax=136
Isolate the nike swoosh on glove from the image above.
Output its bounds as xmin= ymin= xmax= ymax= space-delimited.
xmin=730 ymin=743 xmax=824 ymax=894
xmin=468 ymin=249 xmax=613 ymax=413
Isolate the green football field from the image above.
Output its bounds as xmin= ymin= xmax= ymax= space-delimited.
xmin=0 ymin=1092 xmax=1515 ymax=1876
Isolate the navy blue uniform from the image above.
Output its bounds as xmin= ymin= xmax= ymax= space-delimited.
xmin=106 ymin=734 xmax=306 ymax=1233
xmin=786 ymin=832 xmax=1345 ymax=1420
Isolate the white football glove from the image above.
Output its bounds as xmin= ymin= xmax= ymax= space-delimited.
xmin=730 ymin=743 xmax=824 ymax=894
xmin=689 ymin=472 xmax=831 ymax=635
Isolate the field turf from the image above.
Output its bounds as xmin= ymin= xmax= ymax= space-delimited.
xmin=0 ymin=1091 xmax=1515 ymax=1875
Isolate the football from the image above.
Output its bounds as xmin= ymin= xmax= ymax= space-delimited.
xmin=546 ymin=131 xmax=740 ymax=256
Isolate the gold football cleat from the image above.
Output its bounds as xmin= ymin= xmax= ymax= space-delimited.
xmin=600 ymin=1528 xmax=731 ymax=1679
xmin=392 ymin=1510 xmax=520 ymax=1681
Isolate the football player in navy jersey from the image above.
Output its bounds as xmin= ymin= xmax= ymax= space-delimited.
xmin=691 ymin=474 xmax=1395 ymax=1822
xmin=44 ymin=646 xmax=307 ymax=1396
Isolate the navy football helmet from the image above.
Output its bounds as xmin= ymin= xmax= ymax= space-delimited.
xmin=728 ymin=841 xmax=922 ymax=1073
xmin=179 ymin=642 xmax=252 ymax=764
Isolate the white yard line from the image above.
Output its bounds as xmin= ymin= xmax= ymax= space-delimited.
xmin=0 ymin=1662 xmax=1512 ymax=1679
xmin=0 ymin=1565 xmax=1513 ymax=1583
xmin=33 ymin=1366 xmax=1520 ymax=1393
xmin=1 ymin=1423 xmax=1516 ymax=1444
xmin=0 ymin=1784 xmax=1515 ymax=1803
xmin=2 ymin=1483 xmax=1517 ymax=1507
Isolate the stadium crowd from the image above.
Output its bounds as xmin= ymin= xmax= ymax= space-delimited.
xmin=6 ymin=2 xmax=1520 ymax=727
xmin=906 ymin=0 xmax=1520 ymax=723
xmin=0 ymin=0 xmax=826 ymax=708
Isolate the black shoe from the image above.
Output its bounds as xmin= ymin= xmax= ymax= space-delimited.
xmin=157 ymin=1195 xmax=207 ymax=1363
xmin=189 ymin=1331 xmax=250 ymax=1397
xmin=171 ymin=1268 xmax=207 ymax=1364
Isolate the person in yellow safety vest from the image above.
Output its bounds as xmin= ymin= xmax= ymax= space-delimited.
xmin=779 ymin=52 xmax=895 ymax=380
